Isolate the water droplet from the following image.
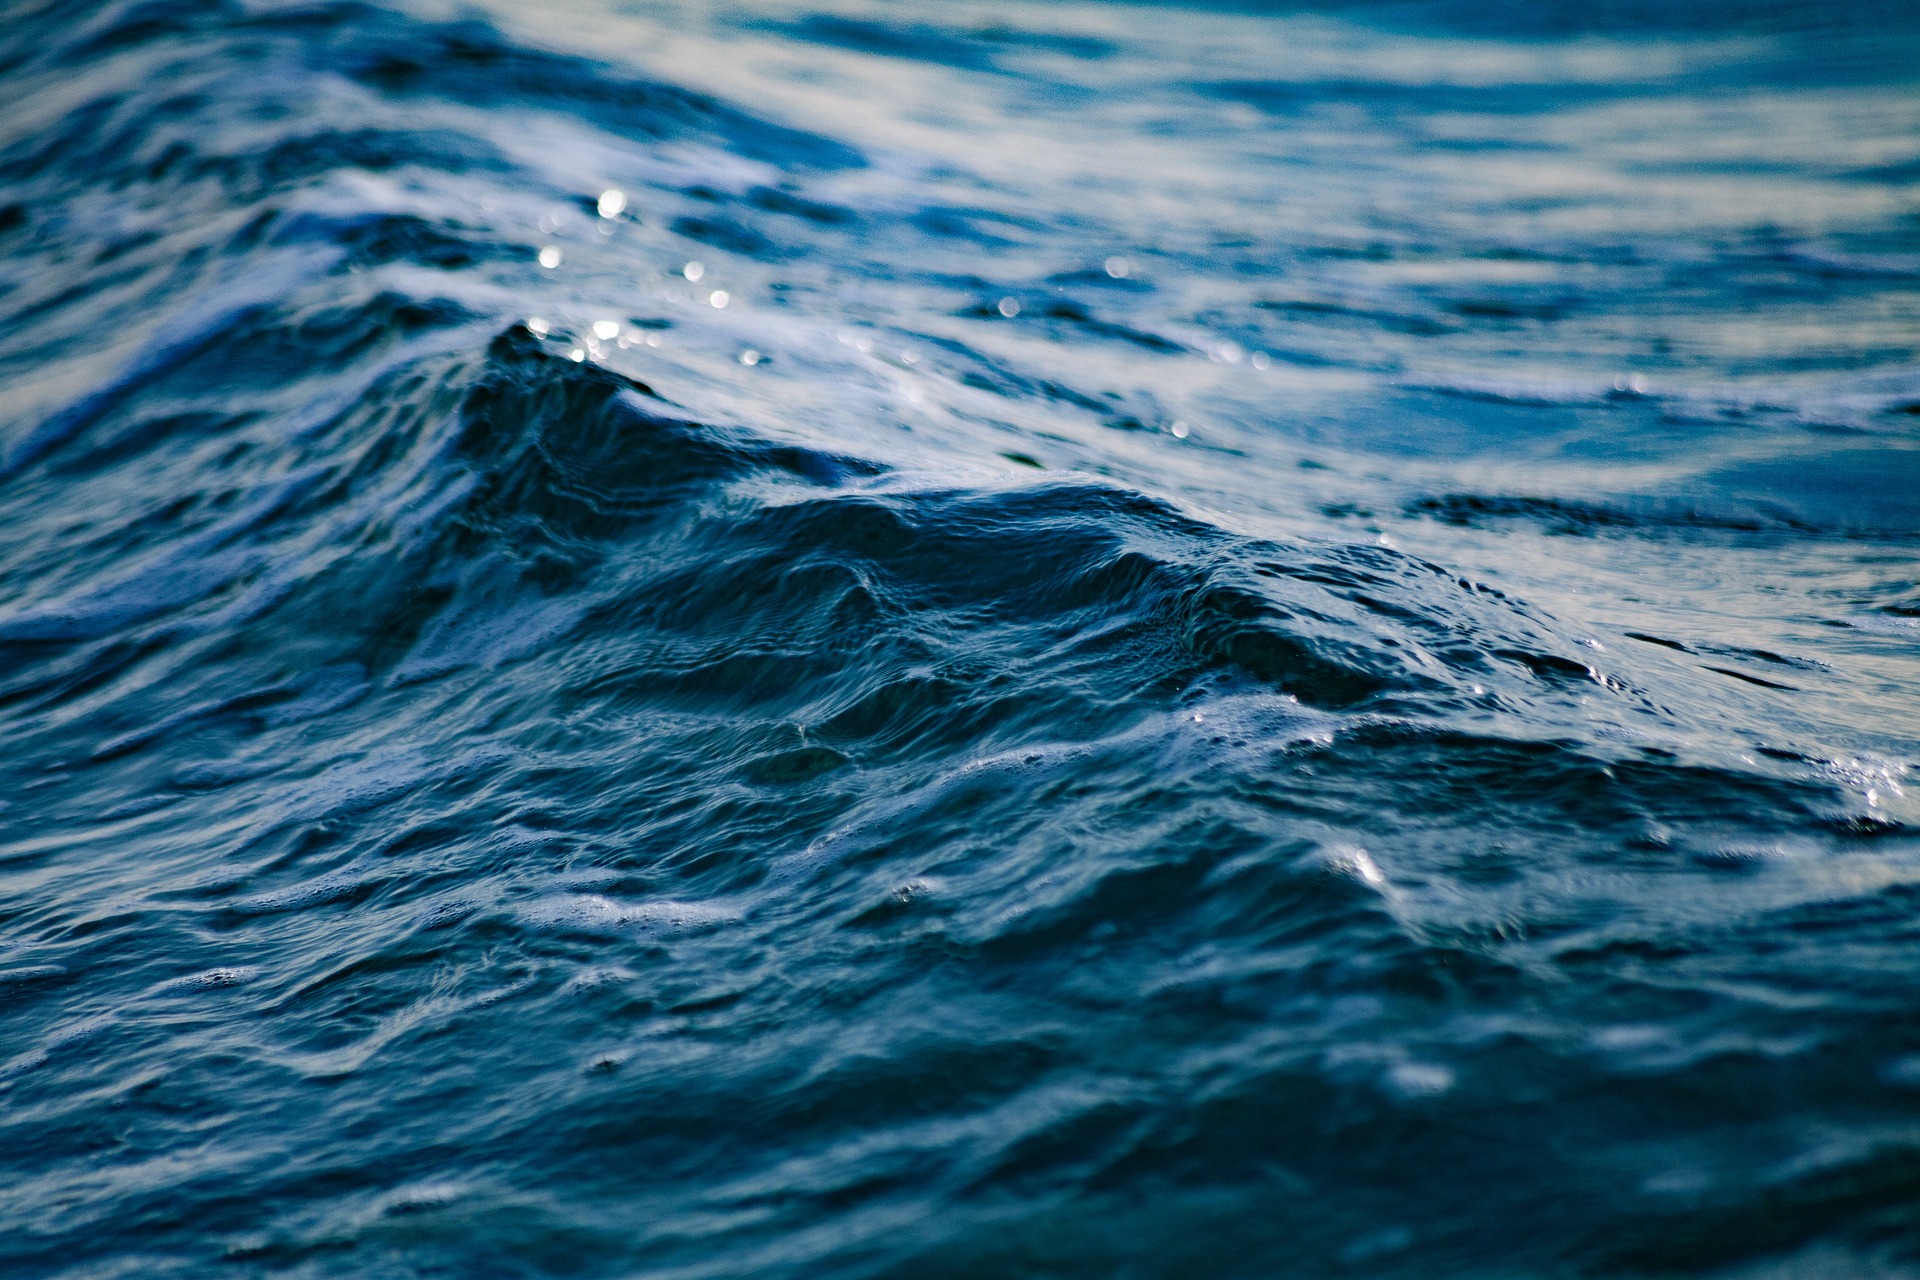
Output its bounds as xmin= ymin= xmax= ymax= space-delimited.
xmin=740 ymin=349 xmax=760 ymax=366
xmin=597 ymin=188 xmax=626 ymax=219
xmin=709 ymin=290 xmax=729 ymax=309
xmin=683 ymin=261 xmax=704 ymax=282
xmin=1104 ymin=256 xmax=1130 ymax=278
xmin=1250 ymin=351 xmax=1270 ymax=370
xmin=997 ymin=297 xmax=1020 ymax=318
xmin=526 ymin=317 xmax=549 ymax=337
xmin=1349 ymin=848 xmax=1387 ymax=886
xmin=645 ymin=333 xmax=661 ymax=347
xmin=592 ymin=320 xmax=619 ymax=341
xmin=538 ymin=245 xmax=562 ymax=269
xmin=569 ymin=348 xmax=585 ymax=362
xmin=1170 ymin=420 xmax=1189 ymax=438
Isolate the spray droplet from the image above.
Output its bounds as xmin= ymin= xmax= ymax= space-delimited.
xmin=597 ymin=189 xmax=626 ymax=218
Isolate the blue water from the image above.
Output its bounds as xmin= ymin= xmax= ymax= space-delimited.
xmin=3 ymin=0 xmax=1919 ymax=1274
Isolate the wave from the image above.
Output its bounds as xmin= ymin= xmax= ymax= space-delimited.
xmin=1 ymin=0 xmax=1917 ymax=1276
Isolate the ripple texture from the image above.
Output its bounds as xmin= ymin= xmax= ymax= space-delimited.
xmin=2 ymin=1 xmax=1918 ymax=1276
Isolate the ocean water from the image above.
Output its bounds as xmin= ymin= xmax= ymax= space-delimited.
xmin=2 ymin=0 xmax=1918 ymax=1274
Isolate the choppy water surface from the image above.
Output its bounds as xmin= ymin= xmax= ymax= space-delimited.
xmin=2 ymin=0 xmax=1918 ymax=1274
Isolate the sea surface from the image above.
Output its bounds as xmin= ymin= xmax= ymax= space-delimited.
xmin=2 ymin=0 xmax=1919 ymax=1275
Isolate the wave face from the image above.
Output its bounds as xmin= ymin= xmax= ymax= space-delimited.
xmin=2 ymin=0 xmax=1918 ymax=1275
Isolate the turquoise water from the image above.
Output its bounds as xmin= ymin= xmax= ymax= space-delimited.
xmin=2 ymin=1 xmax=1918 ymax=1275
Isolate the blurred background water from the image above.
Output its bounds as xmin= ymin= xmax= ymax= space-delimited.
xmin=1 ymin=0 xmax=1918 ymax=1275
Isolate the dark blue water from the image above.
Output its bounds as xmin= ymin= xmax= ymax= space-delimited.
xmin=3 ymin=0 xmax=1918 ymax=1274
